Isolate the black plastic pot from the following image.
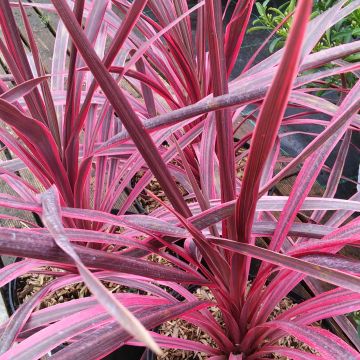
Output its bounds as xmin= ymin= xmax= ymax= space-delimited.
xmin=0 ymin=259 xmax=64 ymax=356
xmin=105 ymin=346 xmax=154 ymax=360
xmin=0 ymin=256 xmax=20 ymax=316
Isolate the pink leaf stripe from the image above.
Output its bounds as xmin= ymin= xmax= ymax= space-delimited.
xmin=40 ymin=186 xmax=161 ymax=354
xmin=208 ymin=237 xmax=360 ymax=293
xmin=232 ymin=0 xmax=313 ymax=308
xmin=0 ymin=76 xmax=50 ymax=103
xmin=235 ymin=0 xmax=313 ymax=243
xmin=52 ymin=0 xmax=190 ymax=218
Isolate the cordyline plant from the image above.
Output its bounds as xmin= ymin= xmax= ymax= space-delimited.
xmin=0 ymin=0 xmax=360 ymax=359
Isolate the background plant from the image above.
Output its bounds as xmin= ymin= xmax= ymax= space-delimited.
xmin=249 ymin=0 xmax=360 ymax=93
xmin=250 ymin=0 xmax=360 ymax=53
xmin=0 ymin=0 xmax=359 ymax=359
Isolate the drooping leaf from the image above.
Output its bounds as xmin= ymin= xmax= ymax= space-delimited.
xmin=40 ymin=186 xmax=161 ymax=354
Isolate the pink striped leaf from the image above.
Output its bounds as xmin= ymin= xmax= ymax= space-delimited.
xmin=40 ymin=186 xmax=161 ymax=354
xmin=208 ymin=237 xmax=360 ymax=293
xmin=35 ymin=301 xmax=211 ymax=360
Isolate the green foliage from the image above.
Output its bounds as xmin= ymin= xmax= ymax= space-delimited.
xmin=352 ymin=311 xmax=360 ymax=337
xmin=250 ymin=0 xmax=360 ymax=53
xmin=249 ymin=0 xmax=360 ymax=90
